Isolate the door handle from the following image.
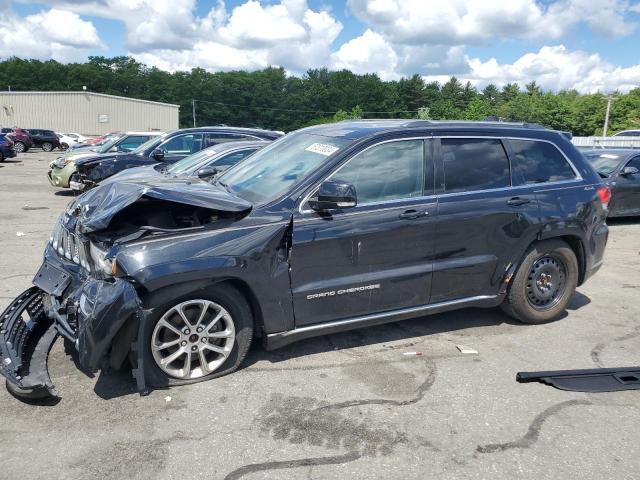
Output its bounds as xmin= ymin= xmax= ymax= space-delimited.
xmin=507 ymin=197 xmax=531 ymax=206
xmin=399 ymin=209 xmax=428 ymax=219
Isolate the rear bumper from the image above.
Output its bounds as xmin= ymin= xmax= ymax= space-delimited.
xmin=583 ymin=222 xmax=609 ymax=284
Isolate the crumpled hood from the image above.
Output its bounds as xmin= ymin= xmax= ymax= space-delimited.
xmin=70 ymin=177 xmax=252 ymax=233
xmin=74 ymin=152 xmax=123 ymax=166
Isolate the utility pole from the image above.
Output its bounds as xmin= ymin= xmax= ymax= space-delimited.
xmin=192 ymin=99 xmax=196 ymax=128
xmin=603 ymin=95 xmax=614 ymax=137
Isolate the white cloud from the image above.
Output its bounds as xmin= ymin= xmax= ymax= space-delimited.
xmin=331 ymin=29 xmax=398 ymax=80
xmin=0 ymin=8 xmax=103 ymax=62
xmin=3 ymin=0 xmax=640 ymax=93
xmin=423 ymin=45 xmax=640 ymax=93
xmin=347 ymin=0 xmax=638 ymax=45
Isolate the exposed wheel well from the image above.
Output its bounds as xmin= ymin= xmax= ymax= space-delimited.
xmin=525 ymin=235 xmax=585 ymax=286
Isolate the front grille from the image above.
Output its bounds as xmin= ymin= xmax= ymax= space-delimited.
xmin=49 ymin=219 xmax=91 ymax=271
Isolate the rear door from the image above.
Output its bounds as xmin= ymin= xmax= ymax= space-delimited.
xmin=431 ymin=136 xmax=540 ymax=303
xmin=614 ymin=155 xmax=640 ymax=215
xmin=290 ymin=138 xmax=437 ymax=326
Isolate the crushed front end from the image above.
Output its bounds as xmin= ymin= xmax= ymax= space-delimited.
xmin=0 ymin=207 xmax=146 ymax=400
xmin=0 ymin=178 xmax=255 ymax=400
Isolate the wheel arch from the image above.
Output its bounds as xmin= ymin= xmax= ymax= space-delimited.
xmin=140 ymin=276 xmax=265 ymax=337
xmin=532 ymin=233 xmax=586 ymax=285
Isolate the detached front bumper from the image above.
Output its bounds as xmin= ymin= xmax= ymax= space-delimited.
xmin=0 ymin=244 xmax=144 ymax=399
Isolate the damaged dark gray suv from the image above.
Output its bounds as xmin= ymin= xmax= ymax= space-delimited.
xmin=0 ymin=120 xmax=610 ymax=399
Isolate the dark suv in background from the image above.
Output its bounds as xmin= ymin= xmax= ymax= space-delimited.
xmin=26 ymin=129 xmax=61 ymax=152
xmin=0 ymin=120 xmax=609 ymax=399
xmin=71 ymin=126 xmax=283 ymax=190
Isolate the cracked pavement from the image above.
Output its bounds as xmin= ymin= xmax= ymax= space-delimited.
xmin=1 ymin=151 xmax=639 ymax=479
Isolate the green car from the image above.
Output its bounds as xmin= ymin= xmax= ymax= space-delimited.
xmin=48 ymin=132 xmax=163 ymax=190
xmin=48 ymin=158 xmax=80 ymax=189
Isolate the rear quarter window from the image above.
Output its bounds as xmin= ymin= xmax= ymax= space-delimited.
xmin=509 ymin=139 xmax=576 ymax=185
xmin=441 ymin=138 xmax=510 ymax=194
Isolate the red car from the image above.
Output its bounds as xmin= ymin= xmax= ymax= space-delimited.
xmin=85 ymin=131 xmax=122 ymax=145
xmin=0 ymin=127 xmax=33 ymax=152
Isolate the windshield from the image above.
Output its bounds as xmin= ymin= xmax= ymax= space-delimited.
xmin=218 ymin=132 xmax=352 ymax=205
xmin=165 ymin=146 xmax=224 ymax=175
xmin=583 ymin=152 xmax=624 ymax=177
xmin=96 ymin=137 xmax=121 ymax=153
xmin=131 ymin=133 xmax=167 ymax=155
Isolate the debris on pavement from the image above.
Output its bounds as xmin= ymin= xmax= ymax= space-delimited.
xmin=457 ymin=345 xmax=479 ymax=355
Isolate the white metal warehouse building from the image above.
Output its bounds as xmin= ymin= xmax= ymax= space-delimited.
xmin=0 ymin=91 xmax=179 ymax=136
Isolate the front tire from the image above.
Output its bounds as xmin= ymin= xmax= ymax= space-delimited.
xmin=13 ymin=141 xmax=25 ymax=153
xmin=501 ymin=239 xmax=578 ymax=324
xmin=142 ymin=285 xmax=253 ymax=387
xmin=42 ymin=142 xmax=53 ymax=152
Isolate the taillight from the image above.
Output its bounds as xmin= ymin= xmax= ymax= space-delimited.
xmin=596 ymin=186 xmax=611 ymax=208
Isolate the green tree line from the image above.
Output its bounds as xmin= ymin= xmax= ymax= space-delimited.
xmin=0 ymin=56 xmax=639 ymax=134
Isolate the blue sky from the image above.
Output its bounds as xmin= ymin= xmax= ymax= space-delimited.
xmin=3 ymin=1 xmax=640 ymax=92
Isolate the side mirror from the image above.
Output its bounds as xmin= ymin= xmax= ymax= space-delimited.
xmin=152 ymin=148 xmax=165 ymax=161
xmin=621 ymin=166 xmax=639 ymax=177
xmin=308 ymin=180 xmax=357 ymax=211
xmin=197 ymin=166 xmax=218 ymax=179
xmin=109 ymin=146 xmax=119 ymax=152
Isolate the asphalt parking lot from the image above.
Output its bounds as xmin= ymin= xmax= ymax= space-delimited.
xmin=1 ymin=150 xmax=639 ymax=480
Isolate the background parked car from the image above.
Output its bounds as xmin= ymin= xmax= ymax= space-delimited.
xmin=85 ymin=131 xmax=121 ymax=145
xmin=65 ymin=132 xmax=89 ymax=143
xmin=0 ymin=133 xmax=16 ymax=162
xmin=26 ymin=129 xmax=61 ymax=152
xmin=583 ymin=149 xmax=640 ymax=217
xmin=72 ymin=126 xmax=283 ymax=190
xmin=1 ymin=127 xmax=33 ymax=152
xmin=66 ymin=132 xmax=124 ymax=152
xmin=613 ymin=130 xmax=640 ymax=137
xmin=49 ymin=131 xmax=164 ymax=189
xmin=106 ymin=140 xmax=270 ymax=183
xmin=56 ymin=133 xmax=80 ymax=150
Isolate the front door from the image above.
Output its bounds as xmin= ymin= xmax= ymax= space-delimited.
xmin=290 ymin=138 xmax=437 ymax=326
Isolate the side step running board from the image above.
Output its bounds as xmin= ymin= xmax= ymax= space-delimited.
xmin=517 ymin=367 xmax=640 ymax=392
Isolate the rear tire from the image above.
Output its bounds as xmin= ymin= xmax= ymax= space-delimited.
xmin=42 ymin=142 xmax=53 ymax=152
xmin=501 ymin=239 xmax=578 ymax=324
xmin=142 ymin=284 xmax=253 ymax=388
xmin=60 ymin=143 xmax=69 ymax=150
xmin=13 ymin=141 xmax=25 ymax=153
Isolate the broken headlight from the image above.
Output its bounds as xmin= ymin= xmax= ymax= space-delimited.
xmin=89 ymin=242 xmax=113 ymax=275
xmin=49 ymin=221 xmax=91 ymax=271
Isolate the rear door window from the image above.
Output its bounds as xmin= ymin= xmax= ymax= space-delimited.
xmin=509 ymin=139 xmax=576 ymax=185
xmin=161 ymin=134 xmax=204 ymax=154
xmin=117 ymin=135 xmax=150 ymax=152
xmin=205 ymin=133 xmax=257 ymax=147
xmin=441 ymin=138 xmax=510 ymax=193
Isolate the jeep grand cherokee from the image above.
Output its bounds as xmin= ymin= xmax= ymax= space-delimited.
xmin=0 ymin=120 xmax=609 ymax=399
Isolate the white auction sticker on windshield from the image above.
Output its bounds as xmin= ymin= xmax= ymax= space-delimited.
xmin=305 ymin=143 xmax=339 ymax=156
